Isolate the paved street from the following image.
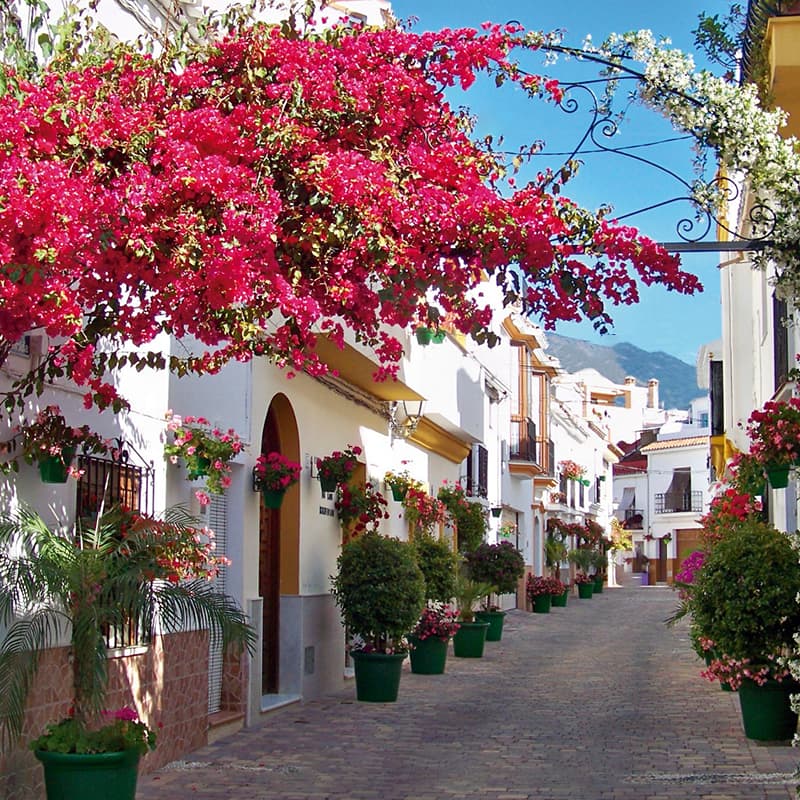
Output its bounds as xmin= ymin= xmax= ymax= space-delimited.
xmin=136 ymin=582 xmax=799 ymax=799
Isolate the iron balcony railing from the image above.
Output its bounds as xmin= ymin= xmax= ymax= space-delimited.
xmin=654 ymin=491 xmax=703 ymax=514
xmin=622 ymin=508 xmax=645 ymax=529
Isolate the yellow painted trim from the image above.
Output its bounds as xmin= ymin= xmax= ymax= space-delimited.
xmin=767 ymin=16 xmax=800 ymax=139
xmin=313 ymin=336 xmax=423 ymax=401
xmin=408 ymin=417 xmax=472 ymax=463
xmin=709 ymin=434 xmax=739 ymax=481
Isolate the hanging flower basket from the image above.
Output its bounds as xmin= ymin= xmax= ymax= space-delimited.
xmin=766 ymin=465 xmax=790 ymax=489
xmin=261 ymin=488 xmax=286 ymax=509
xmin=491 ymin=507 xmax=502 ymax=518
xmin=415 ymin=327 xmax=433 ymax=346
xmin=38 ymin=449 xmax=76 ymax=484
xmin=319 ymin=474 xmax=338 ymax=493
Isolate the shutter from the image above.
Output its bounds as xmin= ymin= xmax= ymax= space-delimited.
xmin=477 ymin=444 xmax=488 ymax=498
xmin=207 ymin=493 xmax=228 ymax=714
xmin=710 ymin=360 xmax=724 ymax=437
xmin=773 ymin=294 xmax=789 ymax=390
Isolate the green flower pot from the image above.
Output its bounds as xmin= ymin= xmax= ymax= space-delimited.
xmin=187 ymin=455 xmax=211 ymax=480
xmin=351 ymin=650 xmax=406 ymax=702
xmin=408 ymin=635 xmax=449 ymax=675
xmin=38 ymin=449 xmax=76 ymax=484
xmin=766 ymin=465 xmax=791 ymax=489
xmin=319 ymin=475 xmax=337 ymax=493
xmin=551 ymin=589 xmax=569 ymax=607
xmin=452 ymin=621 xmax=489 ymax=658
xmin=415 ymin=327 xmax=433 ymax=345
xmin=389 ymin=484 xmax=407 ymax=502
xmin=577 ymin=582 xmax=594 ymax=599
xmin=35 ymin=748 xmax=140 ymax=800
xmin=738 ymin=679 xmax=798 ymax=740
xmin=474 ymin=609 xmax=506 ymax=641
xmin=261 ymin=488 xmax=286 ymax=509
xmin=532 ymin=594 xmax=552 ymax=613
xmin=593 ymin=577 xmax=604 ymax=594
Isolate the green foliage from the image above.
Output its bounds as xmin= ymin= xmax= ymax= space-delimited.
xmin=29 ymin=715 xmax=155 ymax=756
xmin=413 ymin=534 xmax=458 ymax=603
xmin=464 ymin=541 xmax=525 ymax=597
xmin=567 ymin=547 xmax=594 ymax=573
xmin=0 ymin=505 xmax=255 ymax=751
xmin=452 ymin=574 xmax=496 ymax=622
xmin=691 ymin=520 xmax=800 ymax=660
xmin=437 ymin=484 xmax=487 ymax=553
xmin=454 ymin=501 xmax=487 ymax=553
xmin=331 ymin=532 xmax=425 ymax=653
xmin=544 ymin=535 xmax=567 ymax=575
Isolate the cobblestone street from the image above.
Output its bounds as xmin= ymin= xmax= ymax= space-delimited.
xmin=136 ymin=582 xmax=799 ymax=800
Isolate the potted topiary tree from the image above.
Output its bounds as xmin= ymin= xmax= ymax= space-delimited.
xmin=0 ymin=505 xmax=255 ymax=800
xmin=464 ymin=541 xmax=525 ymax=641
xmin=331 ymin=532 xmax=425 ymax=702
xmin=690 ymin=518 xmax=800 ymax=740
xmin=409 ymin=534 xmax=460 ymax=674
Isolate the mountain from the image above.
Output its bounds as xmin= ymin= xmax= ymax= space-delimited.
xmin=544 ymin=333 xmax=703 ymax=411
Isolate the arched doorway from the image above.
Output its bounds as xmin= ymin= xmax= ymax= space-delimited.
xmin=258 ymin=394 xmax=300 ymax=697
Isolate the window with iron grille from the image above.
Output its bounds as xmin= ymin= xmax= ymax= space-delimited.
xmin=465 ymin=444 xmax=489 ymax=499
xmin=76 ymin=443 xmax=155 ymax=649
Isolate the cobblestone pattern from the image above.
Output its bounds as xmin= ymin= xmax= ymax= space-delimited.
xmin=137 ymin=584 xmax=800 ymax=800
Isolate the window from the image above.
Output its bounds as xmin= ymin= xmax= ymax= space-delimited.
xmin=465 ymin=444 xmax=488 ymax=499
xmin=710 ymin=360 xmax=724 ymax=437
xmin=76 ymin=444 xmax=156 ymax=649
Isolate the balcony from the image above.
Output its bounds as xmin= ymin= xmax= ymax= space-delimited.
xmin=621 ymin=508 xmax=644 ymax=530
xmin=654 ymin=491 xmax=703 ymax=514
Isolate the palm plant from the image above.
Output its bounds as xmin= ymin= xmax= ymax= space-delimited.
xmin=452 ymin=574 xmax=496 ymax=622
xmin=0 ymin=505 xmax=255 ymax=750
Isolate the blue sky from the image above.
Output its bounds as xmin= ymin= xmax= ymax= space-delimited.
xmin=391 ymin=0 xmax=732 ymax=365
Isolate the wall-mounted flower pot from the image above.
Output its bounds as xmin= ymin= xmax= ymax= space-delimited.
xmin=389 ymin=485 xmax=407 ymax=502
xmin=766 ymin=465 xmax=790 ymax=489
xmin=261 ymin=488 xmax=286 ymax=509
xmin=431 ymin=330 xmax=446 ymax=344
xmin=38 ymin=449 xmax=76 ymax=484
xmin=491 ymin=507 xmax=502 ymax=518
xmin=187 ymin=456 xmax=211 ymax=480
xmin=319 ymin=475 xmax=337 ymax=493
xmin=415 ymin=327 xmax=433 ymax=346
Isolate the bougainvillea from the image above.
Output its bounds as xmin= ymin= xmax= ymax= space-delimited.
xmin=0 ymin=7 xmax=702 ymax=456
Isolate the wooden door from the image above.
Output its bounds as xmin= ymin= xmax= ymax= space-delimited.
xmin=259 ymin=409 xmax=280 ymax=695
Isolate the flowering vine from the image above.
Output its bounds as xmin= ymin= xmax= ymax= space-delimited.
xmin=0 ymin=7 xmax=702 ymax=446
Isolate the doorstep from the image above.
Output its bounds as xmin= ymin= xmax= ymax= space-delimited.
xmin=207 ymin=710 xmax=245 ymax=744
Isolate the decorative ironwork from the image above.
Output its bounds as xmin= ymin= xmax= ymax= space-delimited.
xmin=548 ymin=75 xmax=777 ymax=248
xmin=500 ymin=31 xmax=778 ymax=253
xmin=77 ymin=437 xmax=155 ymax=520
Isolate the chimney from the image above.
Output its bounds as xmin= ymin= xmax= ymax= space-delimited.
xmin=647 ymin=378 xmax=659 ymax=410
xmin=623 ymin=376 xmax=636 ymax=409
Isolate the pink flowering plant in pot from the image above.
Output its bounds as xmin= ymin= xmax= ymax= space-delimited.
xmin=2 ymin=404 xmax=109 ymax=476
xmin=410 ymin=602 xmax=460 ymax=642
xmin=558 ymin=459 xmax=586 ymax=480
xmin=746 ymin=397 xmax=800 ymax=468
xmin=526 ymin=575 xmax=564 ymax=599
xmin=253 ymin=451 xmax=302 ymax=492
xmin=316 ymin=444 xmax=361 ymax=487
xmin=164 ymin=412 xmax=244 ymax=502
xmin=335 ymin=482 xmax=389 ymax=538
